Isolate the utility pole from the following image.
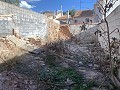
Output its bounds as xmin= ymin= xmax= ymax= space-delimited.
xmin=80 ymin=0 xmax=81 ymax=10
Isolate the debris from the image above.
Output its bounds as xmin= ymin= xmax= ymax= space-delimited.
xmin=6 ymin=35 xmax=39 ymax=53
xmin=0 ymin=24 xmax=112 ymax=90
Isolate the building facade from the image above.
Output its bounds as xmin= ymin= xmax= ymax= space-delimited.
xmin=57 ymin=10 xmax=96 ymax=25
xmin=71 ymin=10 xmax=95 ymax=24
xmin=94 ymin=0 xmax=120 ymax=55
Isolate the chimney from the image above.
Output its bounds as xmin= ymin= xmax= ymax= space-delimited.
xmin=60 ymin=5 xmax=63 ymax=16
xmin=54 ymin=11 xmax=56 ymax=19
xmin=61 ymin=5 xmax=62 ymax=11
xmin=56 ymin=10 xmax=58 ymax=15
xmin=67 ymin=10 xmax=69 ymax=24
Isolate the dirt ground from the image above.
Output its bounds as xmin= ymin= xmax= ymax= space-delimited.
xmin=0 ymin=28 xmax=117 ymax=90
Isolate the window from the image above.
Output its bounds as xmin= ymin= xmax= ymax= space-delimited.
xmin=74 ymin=20 xmax=77 ymax=23
xmin=90 ymin=20 xmax=92 ymax=23
xmin=85 ymin=18 xmax=89 ymax=22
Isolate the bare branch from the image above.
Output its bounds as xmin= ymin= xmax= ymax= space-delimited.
xmin=97 ymin=0 xmax=105 ymax=13
xmin=110 ymin=28 xmax=120 ymax=35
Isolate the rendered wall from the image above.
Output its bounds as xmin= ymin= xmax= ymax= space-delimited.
xmin=70 ymin=17 xmax=95 ymax=24
xmin=98 ymin=5 xmax=120 ymax=54
xmin=70 ymin=24 xmax=97 ymax=36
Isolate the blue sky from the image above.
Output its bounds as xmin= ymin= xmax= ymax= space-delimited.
xmin=19 ymin=0 xmax=97 ymax=12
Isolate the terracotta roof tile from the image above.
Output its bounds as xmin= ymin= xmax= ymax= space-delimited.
xmin=74 ymin=10 xmax=82 ymax=17
xmin=57 ymin=10 xmax=94 ymax=20
xmin=74 ymin=10 xmax=94 ymax=18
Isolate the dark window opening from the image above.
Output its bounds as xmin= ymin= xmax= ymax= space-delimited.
xmin=86 ymin=18 xmax=89 ymax=22
xmin=74 ymin=20 xmax=77 ymax=23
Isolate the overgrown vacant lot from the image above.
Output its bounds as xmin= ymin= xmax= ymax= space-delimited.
xmin=0 ymin=33 xmax=117 ymax=90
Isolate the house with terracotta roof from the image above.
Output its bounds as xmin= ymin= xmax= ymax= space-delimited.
xmin=70 ymin=10 xmax=95 ymax=24
xmin=57 ymin=10 xmax=96 ymax=24
xmin=43 ymin=5 xmax=64 ymax=20
xmin=57 ymin=14 xmax=71 ymax=24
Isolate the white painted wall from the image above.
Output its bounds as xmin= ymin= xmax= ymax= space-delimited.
xmin=106 ymin=0 xmax=120 ymax=16
xmin=95 ymin=0 xmax=120 ymax=18
xmin=70 ymin=24 xmax=98 ymax=36
xmin=55 ymin=12 xmax=63 ymax=19
xmin=98 ymin=4 xmax=120 ymax=55
xmin=70 ymin=16 xmax=95 ymax=24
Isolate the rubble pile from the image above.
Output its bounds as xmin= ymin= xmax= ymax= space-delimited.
xmin=47 ymin=19 xmax=73 ymax=43
xmin=28 ymin=38 xmax=42 ymax=47
xmin=0 ymin=25 xmax=115 ymax=89
xmin=0 ymin=37 xmax=25 ymax=63
xmin=58 ymin=25 xmax=73 ymax=40
xmin=47 ymin=19 xmax=60 ymax=42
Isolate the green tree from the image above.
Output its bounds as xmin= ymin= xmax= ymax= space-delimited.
xmin=0 ymin=0 xmax=19 ymax=6
xmin=69 ymin=9 xmax=76 ymax=18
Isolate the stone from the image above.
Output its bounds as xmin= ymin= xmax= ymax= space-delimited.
xmin=92 ymin=87 xmax=107 ymax=90
xmin=118 ymin=69 xmax=120 ymax=80
xmin=88 ymin=64 xmax=93 ymax=67
xmin=39 ymin=61 xmax=45 ymax=66
xmin=61 ymin=62 xmax=69 ymax=68
xmin=79 ymin=61 xmax=83 ymax=65
xmin=94 ymin=64 xmax=99 ymax=68
xmin=33 ymin=57 xmax=40 ymax=60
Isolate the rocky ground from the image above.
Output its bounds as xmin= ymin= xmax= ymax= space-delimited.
xmin=0 ymin=30 xmax=117 ymax=90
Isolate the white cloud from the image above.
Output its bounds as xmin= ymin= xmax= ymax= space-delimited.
xmin=20 ymin=1 xmax=35 ymax=9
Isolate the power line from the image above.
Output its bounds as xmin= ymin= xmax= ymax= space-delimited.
xmin=80 ymin=0 xmax=81 ymax=10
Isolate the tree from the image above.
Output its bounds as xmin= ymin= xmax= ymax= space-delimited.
xmin=95 ymin=0 xmax=120 ymax=88
xmin=69 ymin=9 xmax=76 ymax=18
xmin=0 ymin=0 xmax=19 ymax=6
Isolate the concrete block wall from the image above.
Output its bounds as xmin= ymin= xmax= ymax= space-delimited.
xmin=107 ymin=5 xmax=120 ymax=38
xmin=0 ymin=1 xmax=48 ymax=41
xmin=0 ymin=19 xmax=13 ymax=36
xmin=98 ymin=5 xmax=120 ymax=54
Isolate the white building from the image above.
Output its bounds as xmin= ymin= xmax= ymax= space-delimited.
xmin=94 ymin=0 xmax=120 ymax=55
xmin=43 ymin=5 xmax=63 ymax=20
xmin=70 ymin=10 xmax=96 ymax=24
xmin=57 ymin=10 xmax=96 ymax=25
